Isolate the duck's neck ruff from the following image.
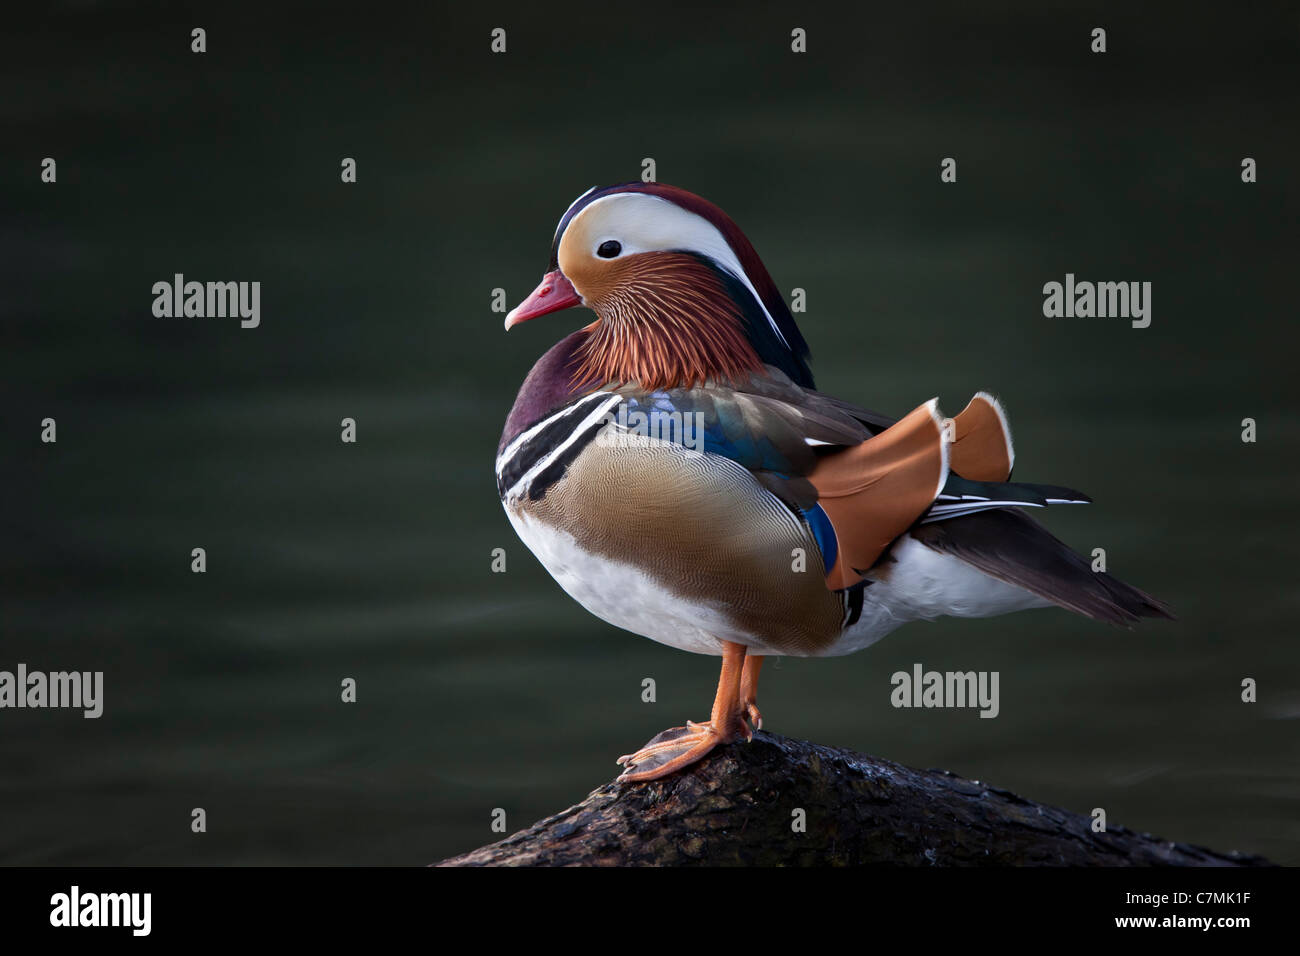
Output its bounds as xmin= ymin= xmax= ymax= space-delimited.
xmin=569 ymin=253 xmax=765 ymax=391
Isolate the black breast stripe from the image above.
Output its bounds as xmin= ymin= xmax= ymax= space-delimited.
xmin=497 ymin=394 xmax=611 ymax=498
xmin=527 ymin=418 xmax=608 ymax=501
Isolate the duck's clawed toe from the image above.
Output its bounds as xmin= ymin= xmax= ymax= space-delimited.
xmin=615 ymin=721 xmax=736 ymax=783
xmin=743 ymin=701 xmax=762 ymax=735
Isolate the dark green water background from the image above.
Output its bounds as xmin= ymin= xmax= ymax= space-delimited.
xmin=3 ymin=2 xmax=1297 ymax=864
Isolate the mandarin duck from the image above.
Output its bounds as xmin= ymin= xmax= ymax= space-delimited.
xmin=497 ymin=182 xmax=1171 ymax=783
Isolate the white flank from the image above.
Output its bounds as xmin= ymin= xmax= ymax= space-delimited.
xmin=831 ymin=535 xmax=1051 ymax=655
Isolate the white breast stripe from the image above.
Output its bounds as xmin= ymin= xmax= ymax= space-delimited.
xmin=496 ymin=392 xmax=613 ymax=478
xmin=501 ymin=394 xmax=623 ymax=501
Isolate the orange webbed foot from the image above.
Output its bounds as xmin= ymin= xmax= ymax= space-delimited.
xmin=615 ymin=717 xmax=745 ymax=783
xmin=616 ymin=642 xmax=759 ymax=783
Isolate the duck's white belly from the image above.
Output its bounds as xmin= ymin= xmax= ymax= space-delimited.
xmin=509 ymin=506 xmax=774 ymax=655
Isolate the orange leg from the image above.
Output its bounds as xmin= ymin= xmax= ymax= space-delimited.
xmin=739 ymin=654 xmax=764 ymax=734
xmin=616 ymin=641 xmax=750 ymax=782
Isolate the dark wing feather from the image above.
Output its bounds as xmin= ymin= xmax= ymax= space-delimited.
xmin=805 ymin=393 xmax=898 ymax=435
xmin=910 ymin=509 xmax=1174 ymax=625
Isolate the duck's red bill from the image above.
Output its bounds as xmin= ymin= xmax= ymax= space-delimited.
xmin=504 ymin=270 xmax=581 ymax=329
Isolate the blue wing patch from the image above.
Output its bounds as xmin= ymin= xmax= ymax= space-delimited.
xmin=620 ymin=392 xmax=797 ymax=472
xmin=800 ymin=503 xmax=838 ymax=578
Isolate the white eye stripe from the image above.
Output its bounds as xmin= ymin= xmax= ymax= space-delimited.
xmin=566 ymin=193 xmax=790 ymax=350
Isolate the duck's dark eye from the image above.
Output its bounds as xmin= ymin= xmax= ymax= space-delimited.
xmin=596 ymin=240 xmax=622 ymax=258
